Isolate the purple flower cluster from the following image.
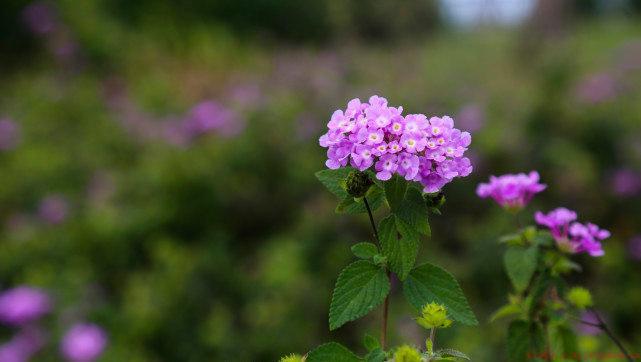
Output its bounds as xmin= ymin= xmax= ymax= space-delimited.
xmin=60 ymin=323 xmax=107 ymax=362
xmin=535 ymin=207 xmax=610 ymax=257
xmin=476 ymin=171 xmax=546 ymax=210
xmin=319 ymin=96 xmax=473 ymax=192
xmin=0 ymin=327 xmax=47 ymax=362
xmin=0 ymin=286 xmax=51 ymax=326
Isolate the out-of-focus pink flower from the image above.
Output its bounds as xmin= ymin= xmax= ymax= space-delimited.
xmin=0 ymin=287 xmax=51 ymax=326
xmin=628 ymin=235 xmax=641 ymax=261
xmin=576 ymin=311 xmax=603 ymax=336
xmin=456 ymin=103 xmax=485 ymax=133
xmin=0 ymin=327 xmax=47 ymax=362
xmin=22 ymin=1 xmax=58 ymax=35
xmin=0 ymin=118 xmax=21 ymax=151
xmin=183 ymin=100 xmax=244 ymax=138
xmin=477 ymin=171 xmax=546 ymax=210
xmin=535 ymin=208 xmax=610 ymax=257
xmin=575 ymin=73 xmax=619 ymax=104
xmin=60 ymin=323 xmax=107 ymax=362
xmin=37 ymin=195 xmax=69 ymax=225
xmin=609 ymin=169 xmax=641 ymax=197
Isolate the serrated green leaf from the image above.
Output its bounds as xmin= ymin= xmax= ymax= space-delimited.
xmin=365 ymin=348 xmax=386 ymax=362
xmin=329 ymin=261 xmax=391 ymax=330
xmin=507 ymin=321 xmax=546 ymax=362
xmin=363 ymin=333 xmax=380 ymax=352
xmin=336 ymin=186 xmax=384 ymax=214
xmin=351 ymin=242 xmax=379 ymax=260
xmin=379 ymin=215 xmax=420 ymax=280
xmin=504 ymin=245 xmax=539 ymax=292
xmin=395 ymin=186 xmax=430 ymax=236
xmin=526 ymin=271 xmax=551 ymax=317
xmin=434 ymin=348 xmax=470 ymax=361
xmin=549 ymin=323 xmax=580 ymax=361
xmin=383 ymin=174 xmax=407 ymax=212
xmin=315 ymin=168 xmax=354 ymax=199
xmin=489 ymin=303 xmax=522 ymax=322
xmin=307 ymin=342 xmax=363 ymax=362
xmin=403 ymin=263 xmax=478 ymax=326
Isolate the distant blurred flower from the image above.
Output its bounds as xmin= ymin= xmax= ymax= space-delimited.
xmin=477 ymin=171 xmax=546 ymax=210
xmin=228 ymin=82 xmax=263 ymax=109
xmin=0 ymin=327 xmax=47 ymax=362
xmin=575 ymin=72 xmax=618 ymax=104
xmin=22 ymin=1 xmax=58 ymax=36
xmin=60 ymin=323 xmax=107 ymax=362
xmin=37 ymin=195 xmax=69 ymax=225
xmin=456 ymin=103 xmax=485 ymax=133
xmin=0 ymin=287 xmax=51 ymax=326
xmin=295 ymin=113 xmax=320 ymax=141
xmin=184 ymin=101 xmax=244 ymax=138
xmin=535 ymin=208 xmax=609 ymax=257
xmin=609 ymin=169 xmax=641 ymax=197
xmin=0 ymin=118 xmax=21 ymax=151
xmin=628 ymin=235 xmax=641 ymax=261
xmin=576 ymin=310 xmax=603 ymax=336
xmin=320 ymin=95 xmax=473 ymax=192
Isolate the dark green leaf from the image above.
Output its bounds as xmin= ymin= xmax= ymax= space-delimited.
xmin=395 ymin=186 xmax=430 ymax=236
xmin=507 ymin=321 xmax=546 ymax=362
xmin=504 ymin=245 xmax=539 ymax=292
xmin=336 ymin=186 xmax=384 ymax=214
xmin=315 ymin=168 xmax=354 ymax=199
xmin=329 ymin=261 xmax=391 ymax=330
xmin=351 ymin=242 xmax=379 ymax=260
xmin=379 ymin=215 xmax=420 ymax=280
xmin=550 ymin=323 xmax=580 ymax=361
xmin=403 ymin=263 xmax=478 ymax=326
xmin=307 ymin=342 xmax=363 ymax=362
xmin=363 ymin=334 xmax=380 ymax=352
xmin=383 ymin=174 xmax=407 ymax=212
xmin=365 ymin=348 xmax=386 ymax=362
xmin=434 ymin=348 xmax=470 ymax=360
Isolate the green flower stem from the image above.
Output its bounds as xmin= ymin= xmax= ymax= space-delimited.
xmin=429 ymin=327 xmax=436 ymax=351
xmin=588 ymin=307 xmax=634 ymax=362
xmin=363 ymin=197 xmax=390 ymax=349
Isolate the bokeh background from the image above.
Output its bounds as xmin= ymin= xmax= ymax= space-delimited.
xmin=1 ymin=0 xmax=641 ymax=361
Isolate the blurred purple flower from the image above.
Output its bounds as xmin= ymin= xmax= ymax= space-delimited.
xmin=183 ymin=101 xmax=244 ymax=138
xmin=0 ymin=118 xmax=21 ymax=151
xmin=22 ymin=1 xmax=58 ymax=35
xmin=609 ymin=169 xmax=641 ymax=197
xmin=295 ymin=114 xmax=320 ymax=141
xmin=477 ymin=171 xmax=546 ymax=210
xmin=0 ymin=287 xmax=51 ymax=326
xmin=228 ymin=82 xmax=263 ymax=109
xmin=37 ymin=195 xmax=69 ymax=225
xmin=0 ymin=327 xmax=47 ymax=362
xmin=575 ymin=72 xmax=618 ymax=104
xmin=60 ymin=323 xmax=107 ymax=362
xmin=628 ymin=235 xmax=641 ymax=261
xmin=535 ymin=208 xmax=610 ymax=257
xmin=576 ymin=310 xmax=603 ymax=336
xmin=456 ymin=103 xmax=485 ymax=133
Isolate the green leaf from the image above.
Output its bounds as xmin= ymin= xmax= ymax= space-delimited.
xmin=365 ymin=348 xmax=386 ymax=362
xmin=383 ymin=174 xmax=407 ymax=212
xmin=307 ymin=342 xmax=363 ymax=362
xmin=507 ymin=321 xmax=546 ymax=362
xmin=504 ymin=245 xmax=539 ymax=292
xmin=329 ymin=261 xmax=391 ymax=330
xmin=315 ymin=168 xmax=354 ymax=199
xmin=549 ymin=323 xmax=580 ymax=361
xmin=395 ymin=186 xmax=430 ymax=236
xmin=525 ymin=271 xmax=551 ymax=317
xmin=363 ymin=334 xmax=380 ymax=352
xmin=489 ymin=303 xmax=522 ymax=322
xmin=379 ymin=215 xmax=420 ymax=280
xmin=351 ymin=242 xmax=379 ymax=260
xmin=403 ymin=263 xmax=478 ymax=326
xmin=434 ymin=348 xmax=471 ymax=361
xmin=336 ymin=186 xmax=385 ymax=214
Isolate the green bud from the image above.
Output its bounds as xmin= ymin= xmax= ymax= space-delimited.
xmin=416 ymin=302 xmax=452 ymax=329
xmin=393 ymin=345 xmax=422 ymax=362
xmin=566 ymin=287 xmax=593 ymax=309
xmin=425 ymin=192 xmax=446 ymax=208
xmin=345 ymin=171 xmax=373 ymax=198
xmin=279 ymin=354 xmax=305 ymax=362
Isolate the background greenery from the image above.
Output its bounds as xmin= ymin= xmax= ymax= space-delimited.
xmin=1 ymin=0 xmax=640 ymax=360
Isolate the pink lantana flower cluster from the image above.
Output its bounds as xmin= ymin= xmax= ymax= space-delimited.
xmin=476 ymin=171 xmax=547 ymax=210
xmin=319 ymin=96 xmax=473 ymax=192
xmin=535 ymin=207 xmax=610 ymax=257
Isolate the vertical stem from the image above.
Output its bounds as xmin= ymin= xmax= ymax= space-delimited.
xmin=429 ymin=327 xmax=436 ymax=351
xmin=363 ymin=197 xmax=389 ymax=349
xmin=589 ymin=308 xmax=634 ymax=362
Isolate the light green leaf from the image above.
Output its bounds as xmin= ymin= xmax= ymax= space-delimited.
xmin=307 ymin=342 xmax=363 ymax=362
xmin=379 ymin=215 xmax=420 ymax=280
xmin=489 ymin=303 xmax=522 ymax=322
xmin=315 ymin=168 xmax=354 ymax=199
xmin=507 ymin=321 xmax=546 ymax=362
xmin=395 ymin=186 xmax=430 ymax=236
xmin=383 ymin=174 xmax=407 ymax=212
xmin=549 ymin=323 xmax=580 ymax=361
xmin=434 ymin=348 xmax=471 ymax=361
xmin=363 ymin=334 xmax=380 ymax=352
xmin=504 ymin=245 xmax=539 ymax=292
xmin=329 ymin=261 xmax=391 ymax=330
xmin=351 ymin=242 xmax=379 ymax=260
xmin=403 ymin=263 xmax=478 ymax=326
xmin=365 ymin=348 xmax=386 ymax=362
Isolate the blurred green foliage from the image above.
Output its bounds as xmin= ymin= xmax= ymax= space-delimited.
xmin=1 ymin=1 xmax=641 ymax=361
